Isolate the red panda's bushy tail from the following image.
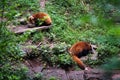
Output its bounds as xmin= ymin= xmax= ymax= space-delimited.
xmin=72 ymin=55 xmax=86 ymax=70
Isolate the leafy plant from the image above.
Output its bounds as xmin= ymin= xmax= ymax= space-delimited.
xmin=49 ymin=76 xmax=58 ymax=80
xmin=0 ymin=0 xmax=37 ymax=79
xmin=102 ymin=56 xmax=120 ymax=70
xmin=58 ymin=54 xmax=74 ymax=67
xmin=31 ymin=32 xmax=43 ymax=43
xmin=34 ymin=42 xmax=74 ymax=68
xmin=17 ymin=31 xmax=32 ymax=43
xmin=32 ymin=73 xmax=43 ymax=80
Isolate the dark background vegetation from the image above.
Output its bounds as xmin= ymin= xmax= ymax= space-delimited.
xmin=0 ymin=0 xmax=120 ymax=80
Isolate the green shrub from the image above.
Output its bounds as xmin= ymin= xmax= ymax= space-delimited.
xmin=102 ymin=56 xmax=120 ymax=70
xmin=31 ymin=32 xmax=43 ymax=43
xmin=17 ymin=31 xmax=32 ymax=43
xmin=58 ymin=54 xmax=73 ymax=67
xmin=0 ymin=64 xmax=29 ymax=80
xmin=36 ymin=42 xmax=74 ymax=68
xmin=32 ymin=73 xmax=43 ymax=80
xmin=49 ymin=76 xmax=58 ymax=80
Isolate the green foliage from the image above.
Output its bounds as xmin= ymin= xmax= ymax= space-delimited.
xmin=52 ymin=42 xmax=69 ymax=55
xmin=58 ymin=54 xmax=73 ymax=67
xmin=0 ymin=0 xmax=40 ymax=24
xmin=35 ymin=42 xmax=74 ymax=68
xmin=0 ymin=24 xmax=30 ymax=80
xmin=46 ymin=0 xmax=120 ymax=66
xmin=108 ymin=27 xmax=120 ymax=37
xmin=49 ymin=76 xmax=58 ymax=80
xmin=102 ymin=56 xmax=120 ymax=70
xmin=0 ymin=64 xmax=29 ymax=80
xmin=17 ymin=31 xmax=32 ymax=43
xmin=32 ymin=73 xmax=43 ymax=80
xmin=0 ymin=0 xmax=33 ymax=79
xmin=44 ymin=32 xmax=56 ymax=42
xmin=101 ymin=56 xmax=120 ymax=80
xmin=106 ymin=0 xmax=120 ymax=6
xmin=31 ymin=32 xmax=43 ymax=43
xmin=16 ymin=30 xmax=43 ymax=44
xmin=0 ymin=25 xmax=23 ymax=63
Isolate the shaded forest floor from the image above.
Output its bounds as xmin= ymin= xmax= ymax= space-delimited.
xmin=23 ymin=58 xmax=120 ymax=80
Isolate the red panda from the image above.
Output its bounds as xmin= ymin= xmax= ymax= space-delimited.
xmin=68 ymin=41 xmax=97 ymax=70
xmin=28 ymin=12 xmax=52 ymax=27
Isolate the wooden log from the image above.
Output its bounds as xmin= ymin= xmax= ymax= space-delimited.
xmin=10 ymin=25 xmax=52 ymax=34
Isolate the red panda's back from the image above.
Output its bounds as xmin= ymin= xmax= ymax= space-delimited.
xmin=33 ymin=12 xmax=52 ymax=25
xmin=69 ymin=41 xmax=91 ymax=56
xmin=33 ymin=12 xmax=47 ymax=19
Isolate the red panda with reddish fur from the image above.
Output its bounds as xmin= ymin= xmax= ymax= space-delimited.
xmin=68 ymin=41 xmax=97 ymax=70
xmin=28 ymin=12 xmax=52 ymax=26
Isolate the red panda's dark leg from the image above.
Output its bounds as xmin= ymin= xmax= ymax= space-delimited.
xmin=72 ymin=55 xmax=86 ymax=70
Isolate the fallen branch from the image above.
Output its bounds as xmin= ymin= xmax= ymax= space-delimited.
xmin=11 ymin=25 xmax=52 ymax=34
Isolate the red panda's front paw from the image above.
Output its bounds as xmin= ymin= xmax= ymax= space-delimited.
xmin=85 ymin=67 xmax=88 ymax=70
xmin=84 ymin=67 xmax=92 ymax=71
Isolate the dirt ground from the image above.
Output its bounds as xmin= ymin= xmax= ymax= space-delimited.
xmin=23 ymin=58 xmax=120 ymax=80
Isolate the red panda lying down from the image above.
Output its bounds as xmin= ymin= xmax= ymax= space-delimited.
xmin=28 ymin=12 xmax=52 ymax=27
xmin=68 ymin=41 xmax=97 ymax=70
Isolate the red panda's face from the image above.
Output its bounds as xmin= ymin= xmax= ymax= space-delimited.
xmin=28 ymin=16 xmax=35 ymax=24
xmin=90 ymin=44 xmax=97 ymax=54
